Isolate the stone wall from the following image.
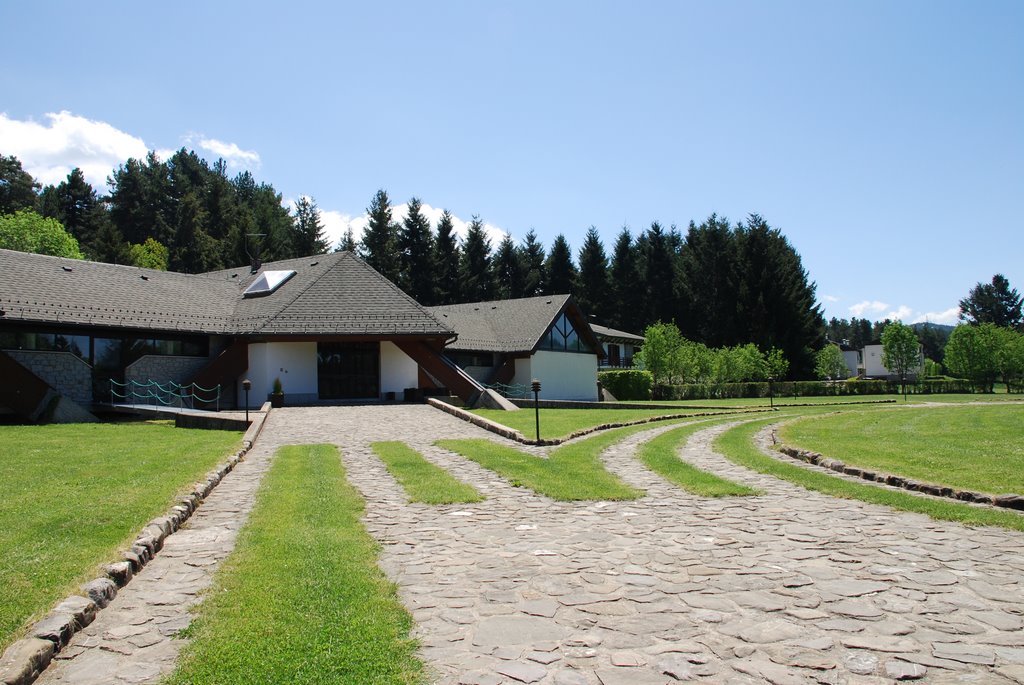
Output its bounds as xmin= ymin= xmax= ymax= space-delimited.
xmin=125 ymin=356 xmax=208 ymax=387
xmin=6 ymin=350 xmax=92 ymax=406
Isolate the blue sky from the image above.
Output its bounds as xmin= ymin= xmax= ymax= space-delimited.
xmin=1 ymin=1 xmax=1021 ymax=324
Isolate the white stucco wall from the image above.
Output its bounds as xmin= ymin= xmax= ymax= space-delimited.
xmin=241 ymin=341 xmax=318 ymax=407
xmin=512 ymin=350 xmax=598 ymax=401
xmin=380 ymin=341 xmax=418 ymax=397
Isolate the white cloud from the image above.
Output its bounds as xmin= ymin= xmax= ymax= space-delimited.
xmin=849 ymin=300 xmax=889 ymax=317
xmin=192 ymin=136 xmax=260 ymax=169
xmin=886 ymin=305 xmax=914 ymax=321
xmin=0 ymin=110 xmax=148 ymax=189
xmin=912 ymin=307 xmax=960 ymax=326
xmin=822 ymin=294 xmax=839 ymax=303
xmin=0 ymin=111 xmax=261 ymax=190
xmin=318 ymin=201 xmax=508 ymax=252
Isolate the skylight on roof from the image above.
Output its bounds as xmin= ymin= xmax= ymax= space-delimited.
xmin=243 ymin=270 xmax=296 ymax=298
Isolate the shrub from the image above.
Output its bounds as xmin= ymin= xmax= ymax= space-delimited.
xmin=599 ymin=369 xmax=653 ymax=400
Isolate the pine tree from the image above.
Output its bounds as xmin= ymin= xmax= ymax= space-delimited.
xmin=292 ymin=196 xmax=329 ymax=256
xmin=677 ymin=215 xmax=737 ymax=347
xmin=959 ymin=274 xmax=1023 ymax=329
xmin=609 ymin=227 xmax=644 ymax=333
xmin=434 ymin=210 xmax=461 ymax=305
xmin=520 ymin=229 xmax=547 ymax=296
xmin=0 ymin=155 xmax=39 ymax=214
xmin=494 ymin=234 xmax=525 ymax=300
xmin=575 ymin=226 xmax=610 ymax=321
xmin=641 ymin=221 xmax=676 ymax=326
xmin=171 ymin=192 xmax=219 ymax=272
xmin=336 ymin=227 xmax=357 ymax=253
xmin=734 ymin=214 xmax=824 ymax=378
xmin=359 ymin=189 xmax=400 ymax=281
xmin=459 ymin=215 xmax=495 ymax=301
xmin=545 ymin=234 xmax=576 ymax=295
xmin=398 ymin=197 xmax=436 ymax=303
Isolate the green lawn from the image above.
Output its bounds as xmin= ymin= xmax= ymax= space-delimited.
xmin=779 ymin=405 xmax=1024 ymax=495
xmin=471 ymin=406 xmax=738 ymax=440
xmin=168 ymin=445 xmax=422 ymax=685
xmin=0 ymin=421 xmax=241 ymax=651
xmin=438 ymin=419 xmax=717 ymax=500
xmin=715 ymin=417 xmax=1024 ymax=531
xmin=371 ymin=441 xmax=483 ymax=504
xmin=618 ymin=393 xmax=1024 ymax=408
xmin=638 ymin=422 xmax=758 ymax=497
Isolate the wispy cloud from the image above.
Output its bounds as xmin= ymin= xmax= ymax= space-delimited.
xmin=822 ymin=294 xmax=840 ymax=303
xmin=0 ymin=111 xmax=261 ymax=190
xmin=317 ymin=201 xmax=507 ymax=251
xmin=886 ymin=305 xmax=914 ymax=321
xmin=849 ymin=300 xmax=890 ymax=317
xmin=0 ymin=110 xmax=148 ymax=189
xmin=911 ymin=307 xmax=960 ymax=326
xmin=188 ymin=134 xmax=260 ymax=169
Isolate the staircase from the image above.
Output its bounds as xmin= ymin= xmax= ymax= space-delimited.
xmin=394 ymin=340 xmax=485 ymax=403
xmin=188 ymin=340 xmax=248 ymax=408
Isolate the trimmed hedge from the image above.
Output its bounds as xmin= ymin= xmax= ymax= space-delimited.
xmin=599 ymin=369 xmax=653 ymax=400
xmin=653 ymin=378 xmax=987 ymax=400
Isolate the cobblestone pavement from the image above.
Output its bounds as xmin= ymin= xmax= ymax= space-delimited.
xmin=37 ymin=405 xmax=1024 ymax=684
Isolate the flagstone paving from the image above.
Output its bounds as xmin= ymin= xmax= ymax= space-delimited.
xmin=34 ymin=405 xmax=1024 ymax=684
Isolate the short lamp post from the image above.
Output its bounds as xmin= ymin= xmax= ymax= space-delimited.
xmin=901 ymin=371 xmax=907 ymax=403
xmin=531 ymin=379 xmax=542 ymax=442
xmin=768 ymin=375 xmax=775 ymax=409
xmin=242 ymin=379 xmax=251 ymax=422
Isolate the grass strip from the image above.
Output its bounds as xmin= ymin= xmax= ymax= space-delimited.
xmin=779 ymin=405 xmax=1024 ymax=494
xmin=371 ymin=441 xmax=483 ymax=504
xmin=715 ymin=419 xmax=1024 ymax=532
xmin=438 ymin=419 xmax=704 ymax=500
xmin=167 ymin=444 xmax=422 ymax=685
xmin=638 ymin=423 xmax=759 ymax=497
xmin=0 ymin=421 xmax=240 ymax=652
xmin=471 ymin=407 xmax=735 ymax=440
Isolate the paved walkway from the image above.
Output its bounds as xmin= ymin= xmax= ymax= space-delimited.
xmin=37 ymin=405 xmax=1024 ymax=684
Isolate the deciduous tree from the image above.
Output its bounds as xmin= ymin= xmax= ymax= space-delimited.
xmin=944 ymin=323 xmax=1000 ymax=392
xmin=815 ymin=344 xmax=849 ymax=380
xmin=0 ymin=209 xmax=84 ymax=258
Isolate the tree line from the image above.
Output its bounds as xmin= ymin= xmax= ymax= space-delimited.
xmin=3 ymin=152 xmax=825 ymax=377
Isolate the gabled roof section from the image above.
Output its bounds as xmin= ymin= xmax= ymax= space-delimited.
xmin=0 ymin=248 xmax=237 ymax=333
xmin=429 ymin=294 xmax=601 ymax=355
xmin=207 ymin=252 xmax=453 ymax=337
xmin=590 ymin=323 xmax=645 ymax=345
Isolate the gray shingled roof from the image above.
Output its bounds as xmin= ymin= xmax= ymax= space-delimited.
xmin=428 ymin=294 xmax=574 ymax=353
xmin=208 ymin=252 xmax=452 ymax=336
xmin=0 ymin=249 xmax=453 ymax=338
xmin=590 ymin=323 xmax=644 ymax=345
xmin=0 ymin=248 xmax=237 ymax=333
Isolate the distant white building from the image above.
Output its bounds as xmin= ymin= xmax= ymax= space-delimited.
xmin=861 ymin=342 xmax=924 ymax=380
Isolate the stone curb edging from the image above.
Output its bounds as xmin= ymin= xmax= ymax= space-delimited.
xmin=773 ymin=436 xmax=1024 ymax=512
xmin=0 ymin=403 xmax=272 ymax=685
xmin=427 ymin=397 xmax=775 ymax=446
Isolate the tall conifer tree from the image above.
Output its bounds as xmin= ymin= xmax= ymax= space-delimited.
xmin=459 ymin=216 xmax=495 ymax=301
xmin=359 ymin=189 xmax=400 ymax=281
xmin=609 ymin=227 xmax=644 ymax=333
xmin=398 ymin=197 xmax=436 ymax=303
xmin=494 ymin=234 xmax=525 ymax=300
xmin=642 ymin=221 xmax=676 ymax=326
xmin=545 ymin=234 xmax=577 ymax=295
xmin=575 ymin=226 xmax=610 ymax=321
xmin=434 ymin=210 xmax=461 ymax=305
xmin=292 ymin=196 xmax=329 ymax=255
xmin=520 ymin=229 xmax=547 ymax=296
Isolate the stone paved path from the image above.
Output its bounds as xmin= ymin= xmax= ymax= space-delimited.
xmin=36 ymin=405 xmax=1024 ymax=684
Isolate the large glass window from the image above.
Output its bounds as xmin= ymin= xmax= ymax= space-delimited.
xmin=539 ymin=313 xmax=594 ymax=354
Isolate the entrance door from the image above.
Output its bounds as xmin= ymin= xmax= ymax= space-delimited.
xmin=317 ymin=342 xmax=380 ymax=399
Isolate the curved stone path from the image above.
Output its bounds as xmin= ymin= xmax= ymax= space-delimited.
xmin=34 ymin=405 xmax=1024 ymax=684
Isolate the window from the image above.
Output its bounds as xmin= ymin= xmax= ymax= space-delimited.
xmin=243 ymin=270 xmax=296 ymax=297
xmin=540 ymin=313 xmax=594 ymax=354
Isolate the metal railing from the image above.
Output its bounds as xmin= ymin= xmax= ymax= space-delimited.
xmin=483 ymin=381 xmax=532 ymax=399
xmin=109 ymin=379 xmax=221 ymax=411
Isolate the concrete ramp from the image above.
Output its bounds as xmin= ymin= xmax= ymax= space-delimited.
xmin=0 ymin=350 xmax=97 ymax=423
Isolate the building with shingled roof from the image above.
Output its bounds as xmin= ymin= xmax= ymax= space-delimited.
xmin=0 ymin=249 xmax=606 ymax=420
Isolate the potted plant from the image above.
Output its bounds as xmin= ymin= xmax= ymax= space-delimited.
xmin=270 ymin=377 xmax=285 ymax=408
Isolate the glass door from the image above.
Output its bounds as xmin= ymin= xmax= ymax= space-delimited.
xmin=317 ymin=342 xmax=380 ymax=399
